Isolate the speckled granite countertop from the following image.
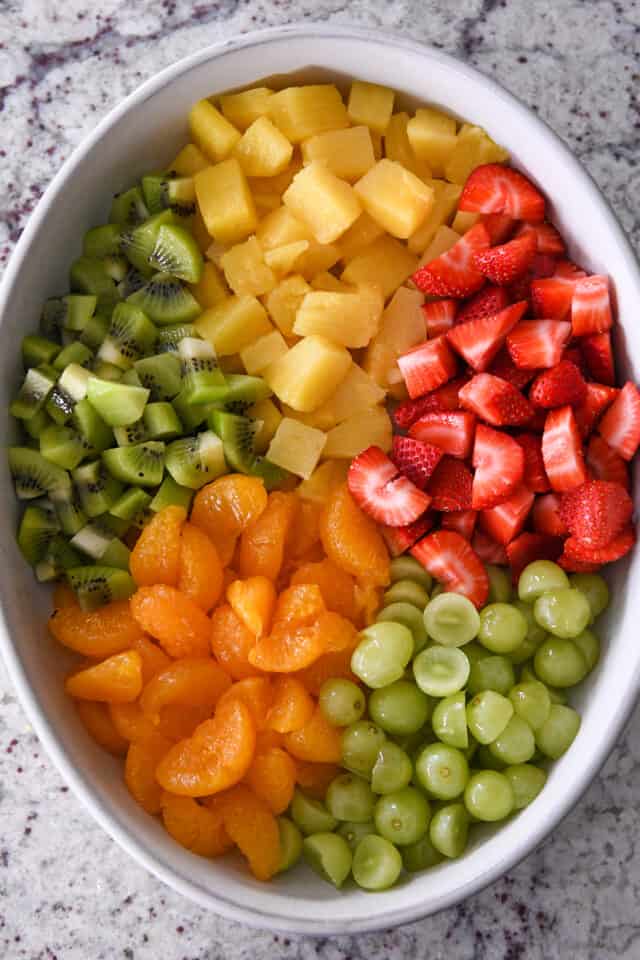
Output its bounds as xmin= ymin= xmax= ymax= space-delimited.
xmin=1 ymin=2 xmax=639 ymax=957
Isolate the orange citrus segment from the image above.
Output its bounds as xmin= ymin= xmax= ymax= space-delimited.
xmin=76 ymin=700 xmax=128 ymax=755
xmin=48 ymin=600 xmax=144 ymax=659
xmin=283 ymin=705 xmax=343 ymax=763
xmin=237 ymin=491 xmax=299 ymax=581
xmin=210 ymin=603 xmax=260 ymax=679
xmin=295 ymin=646 xmax=359 ymax=696
xmin=266 ymin=675 xmax=315 ymax=733
xmin=130 ymin=585 xmax=212 ymax=658
xmin=220 ymin=784 xmax=281 ymax=881
xmin=178 ymin=522 xmax=224 ymax=612
xmin=109 ymin=701 xmax=156 ymax=742
xmin=216 ymin=677 xmax=274 ymax=730
xmin=65 ymin=650 xmax=143 ymax=703
xmin=160 ymin=791 xmax=233 ymax=857
xmin=295 ymin=761 xmax=341 ymax=800
xmin=129 ymin=505 xmax=186 ymax=587
xmin=130 ymin=634 xmax=172 ymax=684
xmin=125 ymin=732 xmax=173 ymax=814
xmin=191 ymin=475 xmax=268 ymax=565
xmin=290 ymin=558 xmax=359 ymax=621
xmin=227 ymin=576 xmax=277 ymax=638
xmin=244 ymin=746 xmax=297 ymax=815
xmin=140 ymin=658 xmax=232 ymax=722
xmin=320 ymin=483 xmax=390 ymax=586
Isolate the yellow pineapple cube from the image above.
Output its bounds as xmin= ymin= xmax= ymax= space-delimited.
xmin=297 ymin=459 xmax=350 ymax=502
xmin=417 ymin=225 xmax=460 ymax=269
xmin=265 ymin=335 xmax=351 ymax=412
xmin=407 ymin=108 xmax=458 ymax=175
xmin=323 ymin=406 xmax=393 ymax=459
xmin=295 ymin=363 xmax=386 ymax=430
xmin=219 ymin=87 xmax=274 ymax=131
xmin=341 ymin=235 xmax=418 ymax=299
xmin=337 ymin=212 xmax=385 ymax=262
xmin=310 ymin=272 xmax=354 ymax=293
xmin=264 ymin=275 xmax=311 ymax=336
xmin=445 ymin=124 xmax=508 ymax=184
xmin=194 ymin=159 xmax=257 ymax=245
xmin=347 ymin=81 xmax=395 ymax=134
xmin=240 ymin=329 xmax=288 ymax=375
xmin=354 ymin=159 xmax=435 ymax=239
xmin=219 ymin=353 xmax=245 ymax=374
xmin=362 ymin=339 xmax=396 ymax=389
xmin=264 ymin=240 xmax=310 ymax=276
xmin=253 ymin=193 xmax=282 ymax=216
xmin=301 ymin=126 xmax=376 ymax=182
xmin=268 ymin=85 xmax=349 ymax=143
xmin=293 ymin=283 xmax=383 ymax=348
xmin=233 ymin=116 xmax=293 ymax=178
xmin=266 ymin=418 xmax=327 ymax=479
xmin=248 ymin=159 xmax=302 ymax=201
xmin=190 ymin=207 xmax=213 ymax=254
xmin=362 ymin=286 xmax=425 ymax=387
xmin=384 ymin=113 xmax=431 ymax=179
xmin=451 ymin=210 xmax=480 ymax=234
xmin=294 ymin=241 xmax=341 ymax=280
xmin=220 ymin=236 xmax=276 ymax=297
xmin=249 ymin=397 xmax=282 ymax=454
xmin=371 ymin=131 xmax=383 ymax=160
xmin=196 ymin=294 xmax=271 ymax=355
xmin=169 ymin=143 xmax=209 ymax=176
xmin=283 ymin=163 xmax=362 ymax=244
xmin=189 ymin=99 xmax=241 ymax=162
xmin=407 ymin=180 xmax=461 ymax=253
xmin=190 ymin=261 xmax=228 ymax=308
xmin=256 ymin=205 xmax=311 ymax=250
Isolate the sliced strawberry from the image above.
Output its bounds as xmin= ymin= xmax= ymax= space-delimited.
xmin=507 ymin=320 xmax=571 ymax=369
xmin=489 ymin=346 xmax=538 ymax=391
xmin=459 ymin=163 xmax=545 ymax=221
xmin=514 ymin=433 xmax=550 ymax=492
xmin=471 ymin=423 xmax=524 ymax=510
xmin=555 ymin=260 xmax=587 ymax=281
xmin=442 ymin=510 xmax=478 ymax=540
xmin=481 ymin=213 xmax=515 ymax=244
xmin=571 ymin=275 xmax=613 ymax=337
xmin=473 ymin=232 xmax=537 ymax=286
xmin=456 ymin=285 xmax=509 ymax=325
xmin=447 ymin=301 xmax=527 ymax=372
xmin=528 ymin=408 xmax=548 ymax=434
xmin=391 ymin=436 xmax=443 ymax=490
xmin=398 ymin=336 xmax=458 ymax=399
xmin=393 ymin=378 xmax=466 ymax=430
xmin=411 ymin=530 xmax=489 ymax=608
xmin=529 ymin=359 xmax=587 ymax=409
xmin=411 ymin=223 xmax=491 ymax=297
xmin=507 ymin=252 xmax=558 ymax=302
xmin=348 ymin=446 xmax=431 ymax=527
xmin=598 ymin=381 xmax=640 ymax=461
xmin=581 ymin=332 xmax=615 ymax=386
xmin=507 ymin=533 xmax=564 ymax=583
xmin=459 ymin=373 xmax=534 ymax=427
xmin=471 ymin=530 xmax=509 ymax=565
xmin=530 ymin=261 xmax=585 ymax=320
xmin=561 ymin=345 xmax=589 ymax=377
xmin=542 ymin=406 xmax=587 ymax=492
xmin=479 ymin=485 xmax=535 ymax=545
xmin=586 ymin=434 xmax=630 ymax=489
xmin=561 ymin=524 xmax=636 ymax=566
xmin=422 ymin=299 xmax=458 ymax=337
xmin=515 ymin=221 xmax=565 ymax=256
xmin=532 ymin=493 xmax=568 ymax=536
xmin=559 ymin=480 xmax=633 ymax=549
xmin=428 ymin=457 xmax=473 ymax=511
xmin=409 ymin=411 xmax=476 ymax=459
xmin=573 ymin=382 xmax=619 ymax=437
xmin=381 ymin=512 xmax=435 ymax=557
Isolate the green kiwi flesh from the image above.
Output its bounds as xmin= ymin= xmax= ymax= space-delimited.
xmin=67 ymin=565 xmax=136 ymax=611
xmin=127 ymin=273 xmax=201 ymax=325
xmin=102 ymin=441 xmax=165 ymax=487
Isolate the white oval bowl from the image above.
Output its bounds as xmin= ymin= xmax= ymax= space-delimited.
xmin=0 ymin=24 xmax=638 ymax=936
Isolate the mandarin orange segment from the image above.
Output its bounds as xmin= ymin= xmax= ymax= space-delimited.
xmin=283 ymin=705 xmax=343 ymax=763
xmin=255 ymin=729 xmax=284 ymax=752
xmin=210 ymin=603 xmax=260 ymax=680
xmin=48 ymin=600 xmax=144 ymax=659
xmin=287 ymin=500 xmax=323 ymax=565
xmin=130 ymin=585 xmax=211 ymax=659
xmin=156 ymin=704 xmax=213 ymax=741
xmin=76 ymin=700 xmax=128 ymax=755
xmin=320 ymin=483 xmax=390 ymax=587
xmin=155 ymin=698 xmax=256 ymax=797
xmin=290 ymin=559 xmax=359 ymax=621
xmin=125 ymin=731 xmax=173 ymax=814
xmin=178 ymin=523 xmax=224 ymax=612
xmin=237 ymin=491 xmax=299 ymax=581
xmin=296 ymin=646 xmax=359 ymax=696
xmin=216 ymin=677 xmax=274 ymax=730
xmin=244 ymin=747 xmax=297 ymax=815
xmin=220 ymin=784 xmax=281 ymax=881
xmin=160 ymin=791 xmax=233 ymax=857
xmin=129 ymin=505 xmax=186 ymax=587
xmin=140 ymin=658 xmax=232 ymax=722
xmin=109 ymin=702 xmax=157 ymax=742
xmin=227 ymin=576 xmax=276 ymax=638
xmin=248 ymin=622 xmax=326 ymax=673
xmin=273 ymin=583 xmax=325 ymax=627
xmin=191 ymin=475 xmax=268 ymax=566
xmin=295 ymin=761 xmax=341 ymax=800
xmin=354 ymin=578 xmax=384 ymax=627
xmin=65 ymin=650 xmax=143 ymax=703
xmin=53 ymin=582 xmax=78 ymax=610
xmin=317 ymin=611 xmax=358 ymax=653
xmin=131 ymin=635 xmax=172 ymax=684
xmin=266 ymin=675 xmax=315 ymax=733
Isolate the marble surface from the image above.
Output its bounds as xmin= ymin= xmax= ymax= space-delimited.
xmin=1 ymin=1 xmax=639 ymax=957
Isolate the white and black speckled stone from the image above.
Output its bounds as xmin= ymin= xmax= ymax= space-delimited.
xmin=1 ymin=2 xmax=639 ymax=958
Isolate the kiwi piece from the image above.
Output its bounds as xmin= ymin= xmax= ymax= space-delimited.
xmin=134 ymin=352 xmax=182 ymax=401
xmin=53 ymin=342 xmax=93 ymax=372
xmin=86 ymin=377 xmax=149 ymax=427
xmin=110 ymin=186 xmax=149 ymax=226
xmin=142 ymin=175 xmax=196 ymax=216
xmin=54 ymin=491 xmax=88 ymax=537
xmin=73 ymin=459 xmax=123 ymax=517
xmin=148 ymin=224 xmax=203 ymax=284
xmin=127 ymin=273 xmax=201 ymax=325
xmin=102 ymin=255 xmax=129 ymax=284
xmin=39 ymin=424 xmax=88 ymax=471
xmin=10 ymin=365 xmax=57 ymax=420
xmin=67 ymin=565 xmax=136 ymax=611
xmin=143 ymin=402 xmax=183 ymax=440
xmin=46 ymin=363 xmax=92 ymax=425
xmin=102 ymin=440 xmax=165 ymax=487
xmin=22 ymin=335 xmax=60 ymax=369
xmin=208 ymin=410 xmax=259 ymax=473
xmin=83 ymin=224 xmax=123 ymax=259
xmin=97 ymin=302 xmax=157 ymax=370
xmin=165 ymin=430 xmax=226 ymax=489
xmin=35 ymin=537 xmax=83 ymax=583
xmin=113 ymin=420 xmax=147 ymax=447
xmin=250 ymin=456 xmax=289 ymax=491
xmin=9 ymin=447 xmax=72 ymax=501
xmin=156 ymin=323 xmax=201 ymax=353
xmin=109 ymin=487 xmax=152 ymax=522
xmin=179 ymin=337 xmax=227 ymax=404
xmin=79 ymin=307 xmax=111 ymax=350
xmin=70 ymin=398 xmax=114 ymax=453
xmin=92 ymin=360 xmax=124 ymax=382
xmin=117 ymin=266 xmax=147 ymax=300
xmin=59 ymin=294 xmax=98 ymax=333
xmin=40 ymin=298 xmax=67 ymax=341
xmin=121 ymin=367 xmax=143 ymax=388
xmin=150 ymin=475 xmax=194 ymax=512
xmin=70 ymin=522 xmax=130 ymax=570
xmin=23 ymin=408 xmax=53 ymax=440
xmin=224 ymin=374 xmax=273 ymax=406
xmin=171 ymin=388 xmax=213 ymax=432
xmin=17 ymin=504 xmax=61 ymax=566
xmin=120 ymin=209 xmax=177 ymax=274
xmin=69 ymin=256 xmax=118 ymax=302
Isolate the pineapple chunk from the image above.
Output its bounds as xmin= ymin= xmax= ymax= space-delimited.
xmin=294 ymin=363 xmax=386 ymax=430
xmin=445 ymin=124 xmax=509 ymax=185
xmin=371 ymin=131 xmax=383 ymax=160
xmin=264 ymin=241 xmax=310 ymax=276
xmin=256 ymin=206 xmax=311 ymax=250
xmin=233 ymin=116 xmax=293 ymax=178
xmin=265 ymin=335 xmax=351 ymax=412
xmin=220 ymin=236 xmax=276 ymax=297
xmin=293 ymin=284 xmax=383 ymax=348
xmin=205 ymin=239 xmax=227 ymax=267
xmin=189 ymin=99 xmax=241 ymax=162
xmin=323 ymin=406 xmax=393 ymax=459
xmin=219 ymin=353 xmax=245 ymax=374
xmin=297 ymin=459 xmax=350 ymax=502
xmin=362 ymin=286 xmax=425 ymax=387
xmin=194 ymin=159 xmax=257 ymax=245
xmin=451 ymin=210 xmax=480 ymax=234
xmin=310 ymin=272 xmax=355 ymax=293
xmin=219 ymin=87 xmax=274 ymax=131
xmin=283 ymin=163 xmax=362 ymax=244
xmin=347 ymin=81 xmax=395 ymax=134
xmin=253 ymin=192 xmax=282 ymax=216
xmin=267 ymin=418 xmax=327 ymax=479
xmin=190 ymin=261 xmax=228 ymax=308
xmin=169 ymin=143 xmax=209 ymax=176
xmin=268 ymin=85 xmax=349 ymax=143
xmin=295 ymin=241 xmax=341 ymax=280
xmin=407 ymin=108 xmax=458 ymax=175
xmin=354 ymin=159 xmax=435 ymax=239
xmin=240 ymin=329 xmax=288 ymax=375
xmin=196 ymin=295 xmax=271 ymax=355
xmin=337 ymin=212 xmax=385 ymax=262
xmin=341 ymin=235 xmax=418 ymax=299
xmin=407 ymin=180 xmax=461 ymax=253
xmin=384 ymin=113 xmax=431 ymax=180
xmin=248 ymin=160 xmax=302 ymax=201
xmin=265 ymin=275 xmax=311 ymax=336
xmin=249 ymin=397 xmax=282 ymax=454
xmin=190 ymin=207 xmax=213 ymax=254
xmin=417 ymin=225 xmax=460 ymax=269
xmin=301 ymin=126 xmax=376 ymax=182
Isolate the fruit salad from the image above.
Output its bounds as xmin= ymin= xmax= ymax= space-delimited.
xmin=7 ymin=77 xmax=639 ymax=892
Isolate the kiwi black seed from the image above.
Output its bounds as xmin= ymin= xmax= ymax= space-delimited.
xmin=127 ymin=273 xmax=201 ymax=325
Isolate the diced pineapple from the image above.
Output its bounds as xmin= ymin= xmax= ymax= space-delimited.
xmin=190 ymin=207 xmax=213 ymax=254
xmin=240 ymin=329 xmax=288 ymax=375
xmin=253 ymin=192 xmax=282 ymax=216
xmin=196 ymin=294 xmax=272 ymax=355
xmin=248 ymin=160 xmax=303 ymax=201
xmin=283 ymin=163 xmax=362 ymax=244
xmin=384 ymin=113 xmax=432 ymax=180
xmin=205 ymin=239 xmax=227 ymax=267
xmin=264 ymin=240 xmax=310 ymax=276
xmin=444 ymin=124 xmax=509 ymax=184
xmin=249 ymin=397 xmax=283 ymax=454
xmin=362 ymin=286 xmax=425 ymax=388
xmin=264 ymin=335 xmax=351 ymax=412
xmin=267 ymin=418 xmax=327 ymax=479
xmin=323 ymin=406 xmax=393 ymax=459
xmin=219 ymin=87 xmax=274 ymax=131
xmin=264 ymin=275 xmax=311 ymax=336
xmin=362 ymin=339 xmax=397 ymax=390
xmin=219 ymin=353 xmax=245 ymax=374
xmin=220 ymin=236 xmax=276 ymax=297
xmin=293 ymin=283 xmax=383 ymax=348
xmin=189 ymin=99 xmax=241 ymax=162
xmin=194 ymin=159 xmax=257 ymax=245
xmin=233 ymin=116 xmax=293 ymax=178
xmin=407 ymin=108 xmax=458 ymax=175
xmin=169 ymin=143 xmax=209 ymax=176
xmin=268 ymin=85 xmax=349 ymax=143
xmin=295 ymin=241 xmax=341 ymax=280
xmin=310 ymin=272 xmax=354 ymax=293
xmin=416 ymin=225 xmax=460 ymax=269
xmin=451 ymin=210 xmax=480 ymax=234
xmin=190 ymin=261 xmax=228 ymax=308
xmin=354 ymin=159 xmax=434 ymax=239
xmin=297 ymin=459 xmax=350 ymax=502
xmin=407 ymin=180 xmax=461 ymax=253
xmin=294 ymin=363 xmax=386 ymax=430
xmin=301 ymin=126 xmax=376 ymax=182
xmin=371 ymin=131 xmax=383 ymax=160
xmin=337 ymin=212 xmax=385 ymax=263
xmin=347 ymin=81 xmax=395 ymax=134
xmin=341 ymin=235 xmax=418 ymax=299
xmin=256 ymin=206 xmax=311 ymax=250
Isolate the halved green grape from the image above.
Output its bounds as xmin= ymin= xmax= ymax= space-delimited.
xmin=486 ymin=564 xmax=513 ymax=603
xmin=352 ymin=834 xmax=403 ymax=891
xmin=393 ymin=726 xmax=432 ymax=756
xmin=303 ymin=832 xmax=352 ymax=888
xmin=337 ymin=820 xmax=376 ymax=851
xmin=478 ymin=603 xmax=528 ymax=654
xmin=465 ymin=737 xmax=479 ymax=765
xmin=466 ymin=690 xmax=514 ymax=744
xmin=423 ymin=592 xmax=480 ymax=647
xmin=431 ymin=692 xmax=469 ymax=749
xmin=290 ymin=788 xmax=338 ymax=836
xmin=504 ymin=764 xmax=547 ymax=810
xmin=415 ymin=743 xmax=469 ymax=800
xmin=390 ymin=555 xmax=432 ymax=591
xmin=341 ymin=721 xmax=387 ymax=777
xmin=534 ymin=588 xmax=591 ymax=639
xmin=572 ymin=628 xmax=600 ymax=672
xmin=521 ymin=665 xmax=568 ymax=705
xmin=518 ymin=560 xmax=569 ymax=603
xmin=374 ymin=786 xmax=431 ymax=846
xmin=429 ymin=803 xmax=469 ymax=858
xmin=326 ymin=773 xmax=376 ymax=823
xmin=368 ymin=680 xmax=431 ymax=736
xmin=534 ymin=637 xmax=588 ymax=688
xmin=413 ymin=645 xmax=470 ymax=697
xmin=371 ymin=742 xmax=413 ymax=794
xmin=467 ymin=654 xmax=515 ymax=697
xmin=376 ymin=602 xmax=428 ymax=654
xmin=464 ymin=770 xmax=514 ymax=822
xmin=569 ymin=573 xmax=609 ymax=621
xmin=384 ymin=579 xmax=430 ymax=609
xmin=508 ymin=600 xmax=548 ymax=664
xmin=488 ymin=715 xmax=535 ymax=765
xmin=276 ymin=816 xmax=303 ymax=874
xmin=535 ymin=704 xmax=581 ymax=759
xmin=401 ymin=832 xmax=443 ymax=872
xmin=351 ymin=622 xmax=414 ymax=689
xmin=319 ymin=678 xmax=366 ymax=727
xmin=508 ymin=680 xmax=551 ymax=731
xmin=474 ymin=744 xmax=506 ymax=771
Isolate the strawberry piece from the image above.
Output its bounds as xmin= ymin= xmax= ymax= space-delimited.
xmin=532 ymin=493 xmax=568 ymax=536
xmin=459 ymin=163 xmax=545 ymax=221
xmin=598 ymin=381 xmax=640 ymax=461
xmin=479 ymin=485 xmax=535 ymax=545
xmin=422 ymin=299 xmax=457 ymax=337
xmin=514 ymin=221 xmax=565 ymax=256
xmin=398 ymin=336 xmax=458 ymax=399
xmin=392 ymin=377 xmax=467 ymax=429
xmin=555 ymin=260 xmax=587 ymax=281
xmin=507 ymin=253 xmax=558 ymax=302
xmin=531 ymin=279 xmax=574 ymax=320
xmin=428 ymin=457 xmax=473 ymax=512
xmin=411 ymin=223 xmax=491 ymax=297
xmin=528 ymin=408 xmax=548 ymax=433
xmin=507 ymin=533 xmax=564 ymax=583
xmin=542 ymin=406 xmax=587 ymax=492
xmin=507 ymin=320 xmax=571 ymax=369
xmin=473 ymin=232 xmax=537 ymax=286
xmin=447 ymin=301 xmax=527 ymax=372
xmin=481 ymin=213 xmax=515 ymax=244
xmin=459 ymin=373 xmax=534 ymax=427
xmin=456 ymin=285 xmax=509 ymax=325
xmin=348 ymin=446 xmax=431 ymax=527
xmin=573 ymin=382 xmax=619 ymax=437
xmin=409 ymin=411 xmax=476 ymax=459
xmin=586 ymin=434 xmax=630 ymax=490
xmin=471 ymin=423 xmax=524 ymax=510
xmin=581 ymin=332 xmax=615 ymax=386
xmin=514 ymin=433 xmax=550 ymax=492
xmin=471 ymin=530 xmax=508 ymax=566
xmin=411 ymin=530 xmax=489 ymax=608
xmin=559 ymin=480 xmax=633 ymax=549
xmin=571 ymin=275 xmax=613 ymax=337
xmin=561 ymin=345 xmax=589 ymax=377
xmin=391 ymin=436 xmax=443 ymax=490
xmin=561 ymin=525 xmax=636 ymax=566
xmin=489 ymin=346 xmax=537 ymax=391
xmin=529 ymin=359 xmax=587 ymax=409
xmin=442 ymin=510 xmax=478 ymax=540
xmin=381 ymin=513 xmax=435 ymax=557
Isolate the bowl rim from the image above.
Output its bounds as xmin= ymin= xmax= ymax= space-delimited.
xmin=1 ymin=22 xmax=639 ymax=936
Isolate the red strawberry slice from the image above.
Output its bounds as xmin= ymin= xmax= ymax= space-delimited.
xmin=529 ymin=359 xmax=587 ymax=409
xmin=507 ymin=320 xmax=571 ymax=369
xmin=411 ymin=223 xmax=491 ymax=297
xmin=473 ymin=232 xmax=537 ymax=286
xmin=528 ymin=408 xmax=548 ymax=434
xmin=479 ymin=484 xmax=535 ymax=545
xmin=391 ymin=436 xmax=443 ymax=490
xmin=392 ymin=377 xmax=468 ymax=430
xmin=530 ymin=261 xmax=585 ymax=320
xmin=422 ymin=299 xmax=457 ymax=337
xmin=561 ymin=345 xmax=589 ymax=377
xmin=489 ymin=346 xmax=538 ymax=391
xmin=398 ymin=336 xmax=458 ymax=399
xmin=555 ymin=260 xmax=587 ymax=281
xmin=514 ymin=432 xmax=550 ymax=492
xmin=559 ymin=480 xmax=633 ymax=549
xmin=381 ymin=512 xmax=435 ymax=557
xmin=471 ymin=423 xmax=524 ymax=510
xmin=348 ymin=446 xmax=431 ymax=527
xmin=459 ymin=373 xmax=534 ymax=427
xmin=428 ymin=457 xmax=473 ymax=511
xmin=442 ymin=510 xmax=478 ymax=540
xmin=514 ymin=221 xmax=565 ymax=256
xmin=481 ymin=212 xmax=515 ymax=244
xmin=542 ymin=405 xmax=587 ymax=492
xmin=508 ymin=252 xmax=558 ymax=302
xmin=456 ymin=285 xmax=509 ymax=325
xmin=532 ymin=493 xmax=568 ymax=536
xmin=471 ymin=530 xmax=508 ymax=566
xmin=459 ymin=163 xmax=545 ymax=221
xmin=561 ymin=524 xmax=636 ymax=566
xmin=571 ymin=275 xmax=613 ymax=337
xmin=574 ymin=382 xmax=619 ymax=437
xmin=586 ymin=434 xmax=630 ymax=490
xmin=581 ymin=332 xmax=615 ymax=386
xmin=507 ymin=533 xmax=564 ymax=583
xmin=447 ymin=301 xmax=527 ymax=372
xmin=411 ymin=530 xmax=489 ymax=608
xmin=598 ymin=381 xmax=640 ymax=461
xmin=409 ymin=410 xmax=476 ymax=459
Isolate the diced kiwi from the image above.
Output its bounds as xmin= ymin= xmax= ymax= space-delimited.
xmin=67 ymin=565 xmax=135 ymax=611
xmin=22 ymin=335 xmax=60 ymax=369
xmin=113 ymin=420 xmax=147 ymax=447
xmin=251 ymin=457 xmax=289 ymax=491
xmin=223 ymin=374 xmax=273 ymax=406
xmin=86 ymin=377 xmax=149 ymax=427
xmin=35 ymin=537 xmax=83 ymax=583
xmin=70 ymin=522 xmax=130 ymax=570
xmin=54 ymin=491 xmax=88 ymax=537
xmin=79 ymin=307 xmax=111 ymax=350
xmin=109 ymin=186 xmax=149 ymax=226
xmin=96 ymin=302 xmax=157 ymax=370
xmin=121 ymin=368 xmax=143 ymax=388
xmin=208 ymin=410 xmax=259 ymax=473
xmin=171 ymin=388 xmax=213 ymax=432
xmin=102 ymin=441 xmax=165 ymax=487
xmin=179 ymin=337 xmax=226 ymax=404
xmin=117 ymin=266 xmax=147 ymax=300
xmin=10 ymin=365 xmax=57 ymax=420
xmin=155 ymin=323 xmax=201 ymax=353
xmin=127 ymin=273 xmax=201 ymax=325
xmin=148 ymin=224 xmax=203 ymax=284
xmin=101 ymin=256 xmax=129 ymax=284
xmin=17 ymin=504 xmax=61 ymax=566
xmin=69 ymin=256 xmax=118 ymax=302
xmin=142 ymin=174 xmax=196 ymax=216
xmin=73 ymin=459 xmax=123 ymax=517
xmin=164 ymin=430 xmax=226 ymax=489
xmin=46 ymin=363 xmax=92 ymax=424
xmin=60 ymin=294 xmax=98 ymax=333
xmin=120 ymin=209 xmax=177 ymax=274
xmin=8 ymin=447 xmax=72 ymax=501
xmin=23 ymin=408 xmax=53 ymax=440
xmin=39 ymin=424 xmax=89 ymax=471
xmin=134 ymin=352 xmax=182 ymax=400
xmin=92 ymin=360 xmax=124 ymax=382
xmin=109 ymin=487 xmax=152 ymax=523
xmin=70 ymin=398 xmax=114 ymax=453
xmin=149 ymin=475 xmax=194 ymax=512
xmin=40 ymin=298 xmax=67 ymax=341
xmin=83 ymin=224 xmax=123 ymax=259
xmin=143 ymin=402 xmax=183 ymax=440
xmin=53 ymin=342 xmax=93 ymax=372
